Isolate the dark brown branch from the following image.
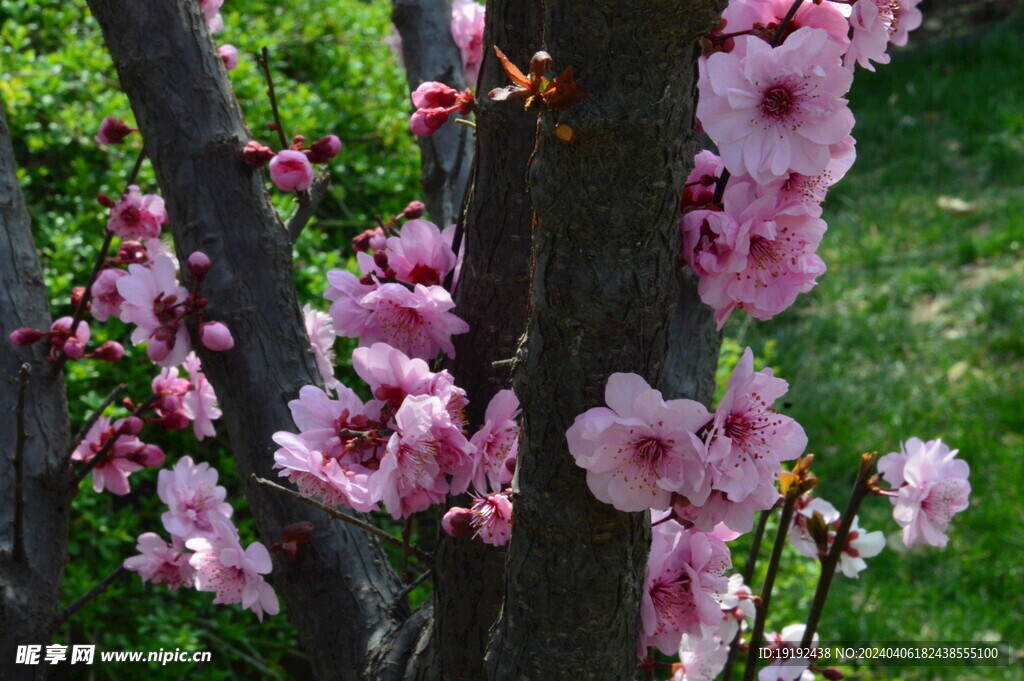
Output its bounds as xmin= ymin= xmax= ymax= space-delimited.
xmin=66 ymin=382 xmax=127 ymax=462
xmin=286 ymin=167 xmax=331 ymax=242
xmin=722 ymin=507 xmax=774 ymax=681
xmin=258 ymin=46 xmax=290 ymax=150
xmin=253 ymin=476 xmax=434 ymax=566
xmin=68 ymin=393 xmax=158 ymax=493
xmin=51 ymin=565 xmax=128 ymax=630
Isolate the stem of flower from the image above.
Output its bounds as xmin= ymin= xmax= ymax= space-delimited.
xmin=721 ymin=507 xmax=774 ymax=681
xmin=65 ymin=383 xmax=128 ymax=463
xmin=258 ymin=46 xmax=289 ymax=150
xmin=251 ymin=475 xmax=434 ymax=566
xmin=51 ymin=565 xmax=128 ymax=630
xmin=799 ymin=452 xmax=878 ymax=648
xmin=741 ymin=493 xmax=799 ymax=681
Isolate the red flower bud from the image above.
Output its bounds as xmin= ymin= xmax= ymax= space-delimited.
xmin=401 ymin=201 xmax=426 ymax=220
xmin=9 ymin=327 xmax=45 ymax=346
xmin=187 ymin=251 xmax=212 ymax=279
xmin=242 ymin=140 xmax=276 ymax=169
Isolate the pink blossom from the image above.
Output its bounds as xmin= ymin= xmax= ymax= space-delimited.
xmin=307 ymin=135 xmax=342 ymax=164
xmin=789 ymin=495 xmax=882 ymax=576
xmin=200 ymin=321 xmax=234 ymax=351
xmin=268 ymin=149 xmax=314 ymax=191
xmin=157 ymin=455 xmax=233 ymax=541
xmin=771 ymin=136 xmax=857 ymax=217
xmin=352 ymin=342 xmax=434 ymax=407
xmin=71 ymin=416 xmax=164 ymax=495
xmin=90 ymin=268 xmax=128 ymax=321
xmin=326 ymin=273 xmax=470 ymax=360
xmin=717 ymin=573 xmax=757 ymax=643
xmin=272 ymin=431 xmax=378 ymax=512
xmin=470 ymin=389 xmax=521 ymax=493
xmin=470 ymin=491 xmax=514 ymax=546
xmin=218 ymin=45 xmax=238 ymax=70
xmin=681 ymin=348 xmax=806 ymax=533
xmin=152 ymin=365 xmax=192 ymax=428
xmin=303 ymin=304 xmax=339 ymax=389
xmin=566 ymin=373 xmax=711 ymax=512
xmin=286 ymin=384 xmax=387 ymax=466
xmin=878 ymin=438 xmax=970 ymax=548
xmin=845 ymin=0 xmax=922 ymax=72
xmin=123 ymin=533 xmax=195 ymax=590
xmin=117 ymin=254 xmax=192 ymax=367
xmin=411 ymin=81 xmax=461 ymax=110
xmin=87 ymin=340 xmax=125 ymax=362
xmin=410 ymin=107 xmax=452 ymax=136
xmin=243 ymin=140 xmax=276 ymax=169
xmin=450 ymin=0 xmax=485 ymax=85
xmin=95 ymin=117 xmax=135 ymax=145
xmin=641 ymin=521 xmax=732 ymax=655
xmin=181 ymin=352 xmax=222 ymax=440
xmin=721 ymin=0 xmax=851 ymax=51
xmin=384 ymin=219 xmax=458 ymax=286
xmin=187 ymin=519 xmax=280 ymax=621
xmin=199 ymin=0 xmax=225 ymax=34
xmin=48 ymin=316 xmax=90 ymax=360
xmin=672 ymin=634 xmax=730 ymax=681
xmin=697 ymin=28 xmax=854 ymax=184
xmin=106 ymin=185 xmax=169 ymax=240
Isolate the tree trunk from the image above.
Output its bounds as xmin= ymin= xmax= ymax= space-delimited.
xmin=661 ymin=269 xmax=722 ymax=404
xmin=83 ymin=3 xmax=408 ymax=680
xmin=0 ymin=98 xmax=72 ymax=680
xmin=432 ymin=2 xmax=543 ymax=679
xmin=485 ymin=1 xmax=725 ymax=679
xmin=392 ymin=0 xmax=474 ymax=227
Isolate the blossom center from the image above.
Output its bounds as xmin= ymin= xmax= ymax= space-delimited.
xmin=761 ymin=86 xmax=793 ymax=119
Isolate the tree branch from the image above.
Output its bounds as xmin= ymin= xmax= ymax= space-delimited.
xmin=286 ymin=167 xmax=331 ymax=243
xmin=65 ymin=382 xmax=127 ymax=463
xmin=51 ymin=565 xmax=128 ymax=630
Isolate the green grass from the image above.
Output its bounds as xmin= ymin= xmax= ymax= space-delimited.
xmin=727 ymin=11 xmax=1024 ymax=680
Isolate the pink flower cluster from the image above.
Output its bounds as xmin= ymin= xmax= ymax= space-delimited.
xmin=123 ymin=456 xmax=279 ymax=620
xmin=71 ymin=416 xmax=165 ymax=495
xmin=685 ymin=0 xmax=923 ymax=326
xmin=878 ymin=438 xmax=970 ymax=548
xmin=245 ymin=134 xmax=342 ymax=192
xmin=272 ymin=342 xmax=521 ymax=520
xmin=326 ymin=219 xmax=468 ymax=360
xmin=567 ymin=348 xmax=805 ymax=533
xmin=441 ymin=489 xmax=514 ymax=546
xmin=151 ymin=352 xmax=222 ymax=440
xmin=789 ymin=495 xmax=884 ymax=577
xmin=388 ymin=0 xmax=485 ymax=86
xmin=9 ymin=316 xmax=124 ymax=363
xmin=409 ymin=82 xmax=475 ymax=137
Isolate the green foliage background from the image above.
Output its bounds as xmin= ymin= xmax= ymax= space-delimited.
xmin=1 ymin=0 xmax=1020 ymax=679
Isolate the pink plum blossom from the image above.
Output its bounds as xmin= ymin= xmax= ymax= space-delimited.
xmin=411 ymin=81 xmax=461 ymax=110
xmin=152 ymin=365 xmax=192 ymax=429
xmin=450 ymin=0 xmax=485 ymax=85
xmin=200 ymin=321 xmax=234 ymax=351
xmin=325 ymin=271 xmax=470 ymax=360
xmin=566 ymin=373 xmax=711 ymax=513
xmin=303 ymin=304 xmax=339 ymax=389
xmin=721 ymin=0 xmax=851 ymax=51
xmin=790 ymin=496 xmax=884 ymax=577
xmin=95 ymin=117 xmax=135 ymax=145
xmin=285 ymin=384 xmax=387 ymax=467
xmin=845 ymin=0 xmax=923 ymax=72
xmin=384 ymin=219 xmax=458 ymax=287
xmin=878 ymin=438 xmax=970 ymax=548
xmin=218 ymin=45 xmax=238 ymax=70
xmin=469 ymin=389 xmax=521 ymax=493
xmin=442 ymin=490 xmax=514 ymax=546
xmin=672 ymin=634 xmax=731 ymax=681
xmin=352 ymin=342 xmax=435 ymax=407
xmin=199 ymin=0 xmax=224 ymax=34
xmin=117 ymin=255 xmax=192 ymax=367
xmin=123 ymin=533 xmax=195 ymax=590
xmin=268 ymin=149 xmax=314 ymax=191
xmin=272 ymin=431 xmax=377 ymax=512
xmin=48 ymin=316 xmax=90 ymax=360
xmin=90 ymin=268 xmax=128 ymax=322
xmin=697 ymin=28 xmax=855 ymax=185
xmin=187 ymin=518 xmax=279 ymax=621
xmin=307 ymin=135 xmax=342 ymax=164
xmin=158 ymin=455 xmax=233 ymax=541
xmin=71 ymin=416 xmax=165 ymax=495
xmin=680 ymin=348 xmax=806 ymax=533
xmin=181 ymin=352 xmax=221 ymax=440
xmin=641 ymin=520 xmax=732 ymax=655
xmin=718 ymin=573 xmax=757 ymax=643
xmin=106 ymin=185 xmax=169 ymax=240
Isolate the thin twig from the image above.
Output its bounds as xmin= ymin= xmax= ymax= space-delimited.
xmin=51 ymin=565 xmax=128 ymax=629
xmin=258 ymin=47 xmax=289 ymax=149
xmin=286 ymin=168 xmax=331 ymax=242
xmin=13 ymin=363 xmax=30 ymax=562
xmin=799 ymin=453 xmax=878 ymax=648
xmin=68 ymin=394 xmax=159 ymax=494
xmin=722 ymin=507 xmax=774 ymax=681
xmin=741 ymin=493 xmax=800 ymax=681
xmin=251 ymin=475 xmax=433 ymax=566
xmin=66 ymin=383 xmax=127 ymax=462
xmin=394 ymin=568 xmax=432 ymax=606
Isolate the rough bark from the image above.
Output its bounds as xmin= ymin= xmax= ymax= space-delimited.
xmin=392 ymin=0 xmax=474 ymax=227
xmin=0 ymin=99 xmax=72 ymax=679
xmin=485 ymin=1 xmax=725 ymax=679
xmin=432 ymin=2 xmax=543 ymax=680
xmin=661 ymin=269 xmax=722 ymax=405
xmin=83 ymin=3 xmax=406 ymax=680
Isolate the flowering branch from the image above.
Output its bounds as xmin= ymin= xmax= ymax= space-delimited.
xmin=12 ymin=363 xmax=30 ymax=562
xmin=799 ymin=452 xmax=879 ymax=648
xmin=257 ymin=46 xmax=289 ymax=150
xmin=67 ymin=393 xmax=159 ymax=494
xmin=51 ymin=565 xmax=128 ymax=629
xmin=251 ymin=475 xmax=434 ymax=566
xmin=65 ymin=382 xmax=127 ymax=463
xmin=742 ymin=456 xmax=817 ymax=681
xmin=722 ymin=507 xmax=774 ymax=681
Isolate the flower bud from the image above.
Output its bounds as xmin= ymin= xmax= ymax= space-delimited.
xmin=117 ymin=241 xmax=147 ymax=264
xmin=89 ymin=340 xmax=125 ymax=362
xmin=96 ymin=192 xmax=115 ymax=208
xmin=281 ymin=521 xmax=315 ymax=544
xmin=351 ymin=227 xmax=385 ymax=253
xmin=119 ymin=416 xmax=144 ymax=435
xmin=9 ymin=327 xmax=45 ymax=346
xmin=372 ymin=250 xmax=389 ymax=269
xmin=187 ymin=251 xmax=212 ymax=279
xmin=441 ymin=507 xmax=475 ymax=538
xmin=71 ymin=286 xmax=86 ymax=309
xmin=200 ymin=321 xmax=235 ymax=351
xmin=158 ymin=411 xmax=190 ymax=431
xmin=306 ymin=135 xmax=341 ymax=163
xmin=822 ymin=669 xmax=844 ymax=680
xmin=63 ymin=339 xmax=85 ymax=360
xmin=268 ymin=149 xmax=314 ymax=191
xmin=133 ymin=444 xmax=166 ymax=468
xmin=242 ymin=140 xmax=276 ymax=169
xmin=217 ymin=44 xmax=238 ymax=70
xmin=401 ymin=201 xmax=426 ymax=220
xmin=95 ymin=117 xmax=134 ymax=145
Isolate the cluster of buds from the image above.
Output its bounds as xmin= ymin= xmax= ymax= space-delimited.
xmin=351 ymin=200 xmax=426 ymax=255
xmin=10 ymin=317 xmax=124 ymax=363
xmin=243 ymin=133 xmax=341 ymax=192
xmin=409 ymin=82 xmax=475 ymax=136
